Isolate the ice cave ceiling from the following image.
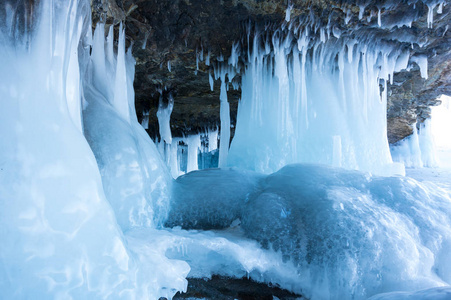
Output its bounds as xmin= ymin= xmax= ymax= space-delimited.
xmin=91 ymin=0 xmax=451 ymax=144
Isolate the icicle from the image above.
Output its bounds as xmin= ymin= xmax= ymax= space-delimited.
xmin=332 ymin=27 xmax=341 ymax=38
xmin=157 ymin=90 xmax=174 ymax=144
xmin=206 ymin=50 xmax=211 ymax=66
xmin=169 ymin=139 xmax=181 ymax=178
xmin=168 ymin=60 xmax=171 ymax=72
xmin=427 ymin=4 xmax=434 ymax=28
xmin=141 ymin=111 xmax=150 ymax=129
xmin=320 ymin=28 xmax=326 ymax=43
xmin=218 ymin=74 xmax=231 ymax=168
xmin=377 ymin=9 xmax=381 ymax=27
xmin=438 ymin=2 xmax=444 ymax=14
xmin=344 ymin=8 xmax=352 ymax=25
xmin=285 ymin=4 xmax=293 ymax=23
xmin=196 ymin=49 xmax=199 ymax=71
xmin=112 ymin=23 xmax=130 ymax=123
xmin=186 ymin=134 xmax=201 ymax=172
xmin=394 ymin=50 xmax=410 ymax=73
xmin=142 ymin=31 xmax=150 ymax=49
xmin=208 ymin=129 xmax=219 ymax=151
xmin=228 ymin=42 xmax=240 ymax=68
xmin=209 ymin=72 xmax=214 ymax=91
xmin=411 ymin=55 xmax=428 ymax=79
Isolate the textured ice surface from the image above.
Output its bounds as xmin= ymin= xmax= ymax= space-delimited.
xmin=244 ymin=164 xmax=451 ymax=299
xmin=83 ymin=24 xmax=171 ymax=230
xmin=227 ymin=28 xmax=405 ymax=175
xmin=128 ymin=227 xmax=302 ymax=294
xmin=169 ymin=164 xmax=451 ymax=299
xmin=0 ymin=1 xmax=184 ymax=298
xmin=166 ymin=168 xmax=263 ymax=229
xmin=369 ymin=286 xmax=451 ymax=300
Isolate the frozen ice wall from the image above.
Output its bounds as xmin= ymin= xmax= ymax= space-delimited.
xmin=0 ymin=1 xmax=188 ymax=298
xmin=83 ymin=23 xmax=172 ymax=230
xmin=228 ymin=28 xmax=406 ymax=175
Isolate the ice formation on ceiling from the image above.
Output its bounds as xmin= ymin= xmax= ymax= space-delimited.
xmin=203 ymin=1 xmax=449 ymax=176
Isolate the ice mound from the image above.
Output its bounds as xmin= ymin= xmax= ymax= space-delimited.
xmin=166 ymin=168 xmax=263 ymax=229
xmin=171 ymin=164 xmax=451 ymax=299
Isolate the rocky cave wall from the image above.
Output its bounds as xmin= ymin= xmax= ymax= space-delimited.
xmin=91 ymin=0 xmax=451 ymax=144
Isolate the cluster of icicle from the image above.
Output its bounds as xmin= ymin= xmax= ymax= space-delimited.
xmin=208 ymin=23 xmax=408 ymax=175
xmin=204 ymin=0 xmax=448 ymax=175
xmin=391 ymin=95 xmax=451 ymax=168
xmin=147 ymin=0 xmax=448 ymax=176
xmin=156 ymin=127 xmax=219 ymax=178
xmin=143 ymin=86 xmax=220 ymax=178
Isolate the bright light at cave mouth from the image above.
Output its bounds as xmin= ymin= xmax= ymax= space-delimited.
xmin=431 ymin=95 xmax=451 ymax=168
xmin=1 ymin=1 xmax=451 ymax=300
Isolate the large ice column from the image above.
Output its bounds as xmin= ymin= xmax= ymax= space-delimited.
xmin=0 ymin=1 xmax=186 ymax=299
xmin=218 ymin=70 xmax=231 ymax=168
xmin=228 ymin=29 xmax=405 ymax=175
xmin=186 ymin=134 xmax=201 ymax=172
xmin=157 ymin=90 xmax=174 ymax=144
xmin=83 ymin=23 xmax=172 ymax=230
xmin=208 ymin=128 xmax=219 ymax=152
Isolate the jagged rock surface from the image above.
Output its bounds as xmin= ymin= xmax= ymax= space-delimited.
xmin=91 ymin=0 xmax=451 ymax=143
xmin=169 ymin=275 xmax=305 ymax=300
